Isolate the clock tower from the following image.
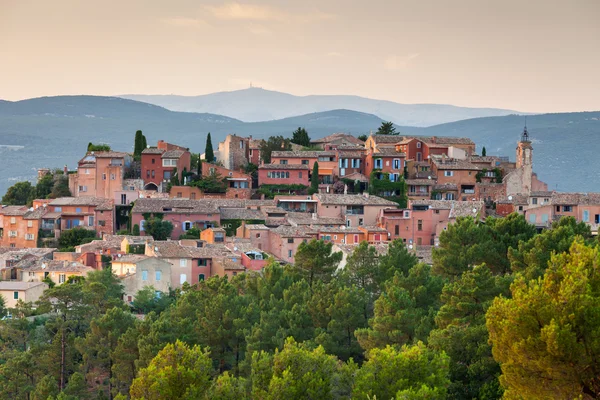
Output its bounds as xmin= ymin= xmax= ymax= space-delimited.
xmin=515 ymin=123 xmax=533 ymax=193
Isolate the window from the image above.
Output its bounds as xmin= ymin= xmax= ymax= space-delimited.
xmin=183 ymin=221 xmax=192 ymax=231
xmin=374 ymin=159 xmax=382 ymax=169
xmin=197 ymin=259 xmax=207 ymax=266
xmin=141 ymin=270 xmax=148 ymax=281
xmin=121 ymin=194 xmax=127 ymax=205
xmin=180 ymin=274 xmax=187 ymax=284
xmin=26 ymin=233 xmax=34 ymax=241
xmin=54 ymin=207 xmax=62 ymax=212
xmin=146 ymin=170 xmax=150 ymax=178
xmin=85 ymin=168 xmax=89 ymax=174
xmin=180 ymin=259 xmax=186 ymax=267
xmin=190 ymin=193 xmax=196 ymax=199
xmin=417 ymin=220 xmax=423 ymax=231
xmin=563 ymin=206 xmax=573 ymax=212
xmin=9 ymin=231 xmax=17 ymax=238
xmin=10 ymin=217 xmax=15 ymax=224
xmin=88 ymin=216 xmax=94 ymax=226
xmin=301 ymin=160 xmax=309 ymax=165
xmin=27 ymin=220 xmax=33 ymax=228
xmin=444 ymin=171 xmax=454 ymax=177
xmin=395 ymin=225 xmax=399 ymax=235
xmin=445 ymin=193 xmax=455 ymax=200
xmin=529 ymin=213 xmax=536 ymax=223
xmin=75 ymin=207 xmax=81 ymax=213
xmin=417 ymin=142 xmax=422 ymax=148
xmin=102 ymin=173 xmax=106 ymax=180
xmin=542 ymin=214 xmax=549 ymax=223
xmin=155 ymin=270 xmax=162 ymax=281
xmin=13 ymin=292 xmax=18 ymax=300
xmin=288 ymin=250 xmax=292 ymax=258
xmin=198 ymin=274 xmax=205 ymax=281
xmin=595 ymin=214 xmax=600 ymax=224
xmin=163 ymin=159 xmax=177 ymax=167
xmin=256 ymin=233 xmax=261 ymax=238
xmin=404 ymin=211 xmax=410 ymax=218
xmin=59 ymin=274 xmax=66 ymax=284
xmin=98 ymin=221 xmax=105 ymax=226
xmin=79 ymin=185 xmax=87 ymax=192
xmin=417 ymin=237 xmax=422 ymax=245
xmin=583 ymin=210 xmax=589 ymax=222
xmin=358 ymin=218 xmax=364 ymax=226
xmin=532 ymin=198 xmax=538 ymax=205
xmin=299 ymin=172 xmax=302 ymax=178
xmin=151 ymin=170 xmax=155 ymax=178
xmin=556 ymin=206 xmax=561 ymax=212
xmin=110 ymin=174 xmax=115 ymax=180
xmin=152 ymin=158 xmax=155 ymax=164
xmin=140 ymin=220 xmax=145 ymax=231
xmin=287 ymin=238 xmax=294 ymax=244
xmin=280 ymin=160 xmax=288 ymax=165
xmin=393 ymin=159 xmax=401 ymax=169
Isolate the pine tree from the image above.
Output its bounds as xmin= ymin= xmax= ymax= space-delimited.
xmin=291 ymin=127 xmax=311 ymax=147
xmin=482 ymin=146 xmax=487 ymax=156
xmin=205 ymin=133 xmax=215 ymax=163
xmin=376 ymin=121 xmax=398 ymax=135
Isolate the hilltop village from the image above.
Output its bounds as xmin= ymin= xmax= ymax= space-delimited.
xmin=0 ymin=126 xmax=598 ymax=305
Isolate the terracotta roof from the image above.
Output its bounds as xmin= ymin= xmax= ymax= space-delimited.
xmin=404 ymin=135 xmax=474 ymax=145
xmin=311 ymin=133 xmax=363 ymax=145
xmin=371 ymin=135 xmax=403 ymax=144
xmin=530 ymin=191 xmax=553 ymax=197
xmin=0 ymin=206 xmax=29 ymax=216
xmin=162 ymin=150 xmax=185 ymax=159
xmin=272 ymin=150 xmax=336 ymax=158
xmin=431 ymin=157 xmax=480 ymax=171
xmin=287 ymin=213 xmax=345 ymax=226
xmin=318 ymin=227 xmax=362 ymax=234
xmin=17 ymin=259 xmax=94 ymax=273
xmin=149 ymin=241 xmax=233 ymax=258
xmin=270 ymin=225 xmax=317 ymax=238
xmin=49 ymin=197 xmax=110 ymax=207
xmin=244 ymin=224 xmax=269 ymax=230
xmin=338 ymin=151 xmax=365 ymax=158
xmin=259 ymin=163 xmax=309 ymax=170
xmin=405 ymin=179 xmax=435 ymax=186
xmin=337 ymin=145 xmax=365 ymax=151
xmin=112 ymin=255 xmax=149 ymax=263
xmin=374 ymin=148 xmax=406 ymax=157
xmin=334 ymin=243 xmax=389 ymax=256
xmin=552 ymin=192 xmax=600 ymax=206
xmin=410 ymin=200 xmax=453 ymax=210
xmin=315 ymin=194 xmax=398 ymax=206
xmin=142 ymin=148 xmax=164 ymax=154
xmin=449 ymin=201 xmax=485 ymax=218
xmin=249 ymin=139 xmax=262 ymax=149
xmin=132 ymin=198 xmax=220 ymax=214
xmin=220 ymin=208 xmax=265 ymax=220
xmin=92 ymin=151 xmax=129 ymax=158
xmin=23 ymin=207 xmax=49 ymax=219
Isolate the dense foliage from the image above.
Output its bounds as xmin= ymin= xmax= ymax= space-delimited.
xmin=0 ymin=216 xmax=598 ymax=399
xmin=376 ymin=121 xmax=398 ymax=135
xmin=259 ymin=136 xmax=292 ymax=164
xmin=205 ymin=132 xmax=215 ymax=163
xmin=291 ymin=127 xmax=311 ymax=147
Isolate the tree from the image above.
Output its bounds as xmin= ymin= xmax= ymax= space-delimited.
xmin=133 ymin=130 xmax=147 ymax=161
xmin=87 ymin=143 xmax=111 ymax=152
xmin=352 ymin=342 xmax=450 ymax=400
xmin=205 ymin=132 xmax=215 ymax=163
xmin=482 ymin=146 xmax=487 ymax=156
xmin=357 ymin=134 xmax=368 ymax=142
xmin=294 ymin=239 xmax=342 ymax=288
xmin=428 ymin=265 xmax=510 ymax=399
xmin=36 ymin=173 xmax=55 ymax=199
xmin=259 ymin=136 xmax=291 ymax=164
xmin=144 ymin=217 xmax=174 ymax=240
xmin=207 ymin=372 xmax=249 ymax=399
xmin=130 ymin=340 xmax=213 ymax=400
xmin=309 ymin=161 xmax=319 ymax=195
xmin=487 ymin=240 xmax=600 ymax=399
xmin=132 ymin=286 xmax=173 ymax=314
xmin=32 ymin=375 xmax=59 ymax=400
xmin=194 ymin=170 xmax=227 ymax=193
xmin=291 ymin=127 xmax=311 ymax=147
xmin=50 ymin=175 xmax=71 ymax=198
xmin=1 ymin=181 xmax=35 ymax=205
xmin=58 ymin=372 xmax=88 ymax=400
xmin=58 ymin=227 xmax=97 ymax=251
xmin=376 ymin=121 xmax=398 ymax=135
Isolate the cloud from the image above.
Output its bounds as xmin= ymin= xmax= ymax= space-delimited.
xmin=247 ymin=23 xmax=272 ymax=35
xmin=384 ymin=53 xmax=420 ymax=71
xmin=160 ymin=17 xmax=208 ymax=28
xmin=203 ymin=3 xmax=335 ymax=23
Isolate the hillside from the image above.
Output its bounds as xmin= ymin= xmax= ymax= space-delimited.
xmin=121 ymin=88 xmax=524 ymax=127
xmin=0 ymin=95 xmax=597 ymax=197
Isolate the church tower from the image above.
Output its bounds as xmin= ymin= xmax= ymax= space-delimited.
xmin=516 ymin=123 xmax=533 ymax=169
xmin=515 ymin=123 xmax=533 ymax=193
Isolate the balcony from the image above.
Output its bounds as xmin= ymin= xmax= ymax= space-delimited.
xmin=461 ymin=185 xmax=476 ymax=194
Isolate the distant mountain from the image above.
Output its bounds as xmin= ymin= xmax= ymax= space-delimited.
xmin=0 ymin=95 xmax=597 ymax=198
xmin=121 ymin=88 xmax=525 ymax=127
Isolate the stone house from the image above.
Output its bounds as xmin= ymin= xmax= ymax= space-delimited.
xmin=258 ymin=164 xmax=309 ymax=187
xmin=141 ymin=141 xmax=191 ymax=191
xmin=69 ymin=151 xmax=131 ymax=199
xmin=313 ymin=193 xmax=398 ymax=227
xmin=0 ymin=281 xmax=47 ymax=309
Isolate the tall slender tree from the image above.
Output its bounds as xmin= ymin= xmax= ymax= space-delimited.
xmin=482 ymin=146 xmax=487 ymax=156
xmin=309 ymin=161 xmax=319 ymax=195
xmin=205 ymin=133 xmax=215 ymax=163
xmin=133 ymin=130 xmax=146 ymax=161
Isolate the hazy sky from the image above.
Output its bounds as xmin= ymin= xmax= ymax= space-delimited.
xmin=1 ymin=0 xmax=599 ymax=112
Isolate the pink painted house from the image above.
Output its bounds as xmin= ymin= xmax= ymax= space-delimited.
xmin=258 ymin=164 xmax=309 ymax=186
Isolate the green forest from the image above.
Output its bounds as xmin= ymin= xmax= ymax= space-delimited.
xmin=0 ymin=215 xmax=598 ymax=399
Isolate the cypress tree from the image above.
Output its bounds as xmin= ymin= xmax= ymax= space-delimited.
xmin=205 ymin=133 xmax=215 ymax=163
xmin=482 ymin=146 xmax=487 ymax=156
xmin=134 ymin=130 xmax=145 ymax=161
xmin=310 ymin=161 xmax=319 ymax=195
xmin=197 ymin=157 xmax=202 ymax=176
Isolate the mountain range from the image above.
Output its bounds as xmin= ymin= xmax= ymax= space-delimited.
xmin=121 ymin=88 xmax=525 ymax=127
xmin=0 ymin=95 xmax=598 ymax=198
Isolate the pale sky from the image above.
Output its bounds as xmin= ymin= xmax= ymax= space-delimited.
xmin=1 ymin=0 xmax=599 ymax=112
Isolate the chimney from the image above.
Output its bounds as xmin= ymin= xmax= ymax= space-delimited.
xmin=364 ymin=192 xmax=370 ymax=198
xmin=344 ymin=184 xmax=348 ymax=195
xmin=63 ymin=165 xmax=68 ymax=174
xmin=312 ymin=213 xmax=317 ymax=220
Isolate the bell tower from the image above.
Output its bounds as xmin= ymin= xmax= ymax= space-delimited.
xmin=516 ymin=123 xmax=533 ymax=169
